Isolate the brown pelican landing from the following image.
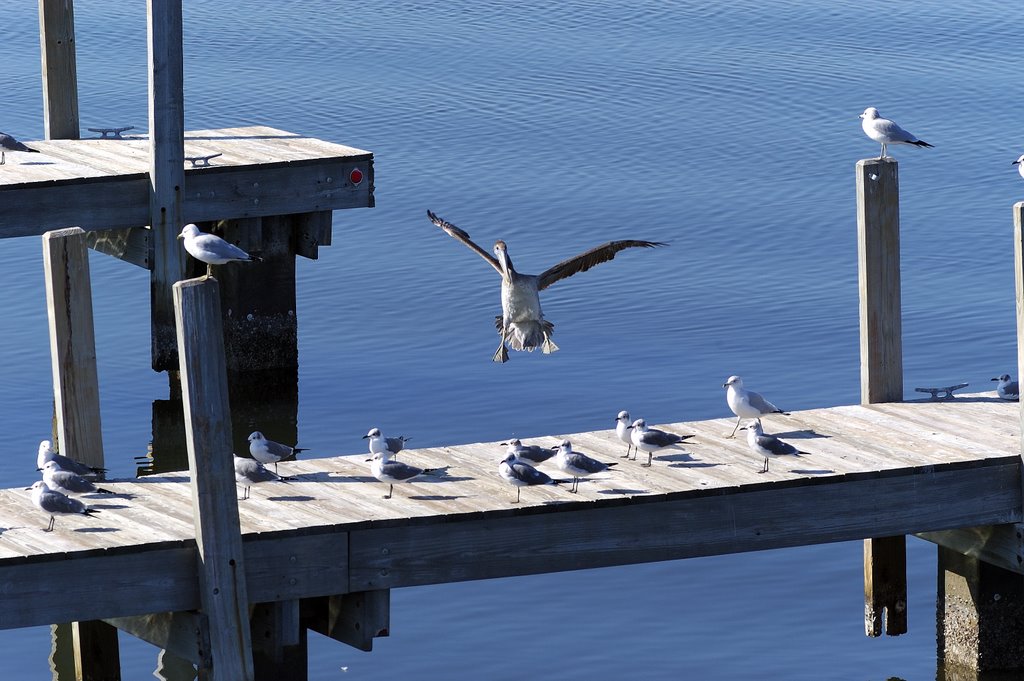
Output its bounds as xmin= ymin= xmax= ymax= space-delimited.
xmin=427 ymin=210 xmax=666 ymax=362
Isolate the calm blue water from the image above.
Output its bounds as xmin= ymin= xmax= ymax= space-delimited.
xmin=2 ymin=0 xmax=1022 ymax=678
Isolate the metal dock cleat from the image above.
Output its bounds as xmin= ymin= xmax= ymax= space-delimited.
xmin=87 ymin=125 xmax=135 ymax=139
xmin=184 ymin=153 xmax=223 ymax=167
xmin=914 ymin=383 xmax=969 ymax=400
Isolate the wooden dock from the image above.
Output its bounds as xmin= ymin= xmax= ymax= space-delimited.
xmin=0 ymin=125 xmax=372 ymax=238
xmin=0 ymin=394 xmax=1017 ymax=635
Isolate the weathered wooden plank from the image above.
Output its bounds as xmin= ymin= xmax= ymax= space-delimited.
xmin=918 ymin=524 xmax=1024 ymax=575
xmin=303 ymin=591 xmax=390 ymax=652
xmin=293 ymin=211 xmax=333 ymax=260
xmin=173 ymin=276 xmax=254 ymax=680
xmin=38 ymin=0 xmax=80 ymax=140
xmin=85 ymin=225 xmax=151 ymax=269
xmin=43 ymin=227 xmax=104 ymax=471
xmin=105 ymin=611 xmax=210 ymax=669
xmin=349 ymin=460 xmax=1022 ymax=590
xmin=1015 ymin=202 xmax=1024 ymax=528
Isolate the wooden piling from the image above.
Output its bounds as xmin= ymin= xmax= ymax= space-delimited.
xmin=251 ymin=601 xmax=307 ymax=681
xmin=42 ymin=228 xmax=104 ymax=471
xmin=856 ymin=158 xmax=908 ymax=637
xmin=149 ymin=0 xmax=187 ymax=371
xmin=38 ymin=0 xmax=80 ymax=140
xmin=174 ymin=277 xmax=255 ymax=680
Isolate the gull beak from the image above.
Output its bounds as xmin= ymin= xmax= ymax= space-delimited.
xmin=1014 ymin=160 xmax=1021 ymax=166
xmin=176 ymin=233 xmax=184 ymax=240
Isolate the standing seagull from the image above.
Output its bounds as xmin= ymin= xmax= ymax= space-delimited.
xmin=498 ymin=453 xmax=559 ymax=503
xmin=742 ymin=420 xmax=805 ymax=474
xmin=723 ymin=375 xmax=789 ymax=438
xmin=628 ymin=418 xmax=694 ymax=467
xmin=501 ymin=438 xmax=555 ymax=465
xmin=552 ymin=439 xmax=617 ymax=493
xmin=28 ymin=481 xmax=99 ymax=532
xmin=36 ymin=440 xmax=106 ymax=479
xmin=41 ymin=461 xmax=112 ymax=496
xmin=859 ymin=107 xmax=933 ymax=160
xmin=427 ymin=210 xmax=666 ymax=362
xmin=177 ymin=223 xmax=262 ymax=278
xmin=248 ymin=431 xmax=307 ymax=474
xmin=0 ymin=132 xmax=38 ymax=165
xmin=367 ymin=451 xmax=447 ymax=499
xmin=992 ymin=374 xmax=1020 ymax=401
xmin=234 ymin=454 xmax=287 ymax=500
xmin=615 ymin=411 xmax=635 ymax=459
xmin=363 ymin=428 xmax=411 ymax=459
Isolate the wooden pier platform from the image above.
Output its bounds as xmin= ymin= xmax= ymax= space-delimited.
xmin=0 ymin=394 xmax=1017 ymax=632
xmin=0 ymin=125 xmax=373 ymax=237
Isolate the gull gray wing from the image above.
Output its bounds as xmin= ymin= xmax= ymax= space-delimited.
xmin=756 ymin=435 xmax=798 ymax=457
xmin=427 ymin=210 xmax=502 ymax=275
xmin=537 ymin=240 xmax=666 ymax=291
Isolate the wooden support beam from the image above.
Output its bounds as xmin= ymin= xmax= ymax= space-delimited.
xmin=149 ymin=0 xmax=187 ymax=371
xmin=155 ymin=649 xmax=198 ymax=681
xmin=293 ymin=211 xmax=333 ymax=259
xmin=1015 ymin=202 xmax=1024 ymax=510
xmin=174 ymin=277 xmax=254 ymax=680
xmin=856 ymin=157 xmax=907 ymax=637
xmin=302 ymin=591 xmax=390 ymax=652
xmin=251 ymin=601 xmax=307 ymax=681
xmin=38 ymin=0 xmax=80 ymax=140
xmin=43 ymin=227 xmax=104 ymax=470
xmin=917 ymin=524 xmax=1024 ymax=575
xmin=86 ymin=226 xmax=152 ymax=269
xmin=72 ymin=620 xmax=121 ymax=681
xmin=104 ymin=611 xmax=210 ymax=668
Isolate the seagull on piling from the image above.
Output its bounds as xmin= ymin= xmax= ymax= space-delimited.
xmin=40 ymin=461 xmax=113 ymax=496
xmin=628 ymin=418 xmax=694 ymax=467
xmin=367 ymin=451 xmax=448 ymax=499
xmin=552 ymin=439 xmax=616 ymax=493
xmin=248 ymin=431 xmax=307 ymax=474
xmin=723 ymin=375 xmax=789 ymax=438
xmin=615 ymin=411 xmax=635 ymax=459
xmin=0 ymin=132 xmax=38 ymax=165
xmin=362 ymin=428 xmax=411 ymax=460
xmin=859 ymin=107 xmax=933 ymax=160
xmin=501 ymin=438 xmax=555 ymax=465
xmin=498 ymin=453 xmax=559 ymax=503
xmin=28 ymin=480 xmax=99 ymax=532
xmin=427 ymin=210 xmax=667 ymax=363
xmin=742 ymin=420 xmax=805 ymax=474
xmin=36 ymin=440 xmax=106 ymax=479
xmin=177 ymin=223 xmax=262 ymax=279
xmin=234 ymin=454 xmax=288 ymax=500
xmin=992 ymin=374 xmax=1020 ymax=401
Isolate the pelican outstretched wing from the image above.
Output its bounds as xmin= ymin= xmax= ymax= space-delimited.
xmin=537 ymin=240 xmax=666 ymax=290
xmin=427 ymin=210 xmax=502 ymax=275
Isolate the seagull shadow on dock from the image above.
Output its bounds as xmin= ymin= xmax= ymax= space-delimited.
xmin=75 ymin=527 xmax=119 ymax=533
xmin=768 ymin=429 xmax=828 ymax=440
xmin=668 ymin=461 xmax=722 ymax=469
xmin=264 ymin=495 xmax=317 ymax=502
xmin=598 ymin=488 xmax=649 ymax=496
xmin=84 ymin=502 xmax=130 ymax=511
xmin=653 ymin=452 xmax=696 ymax=464
xmin=789 ymin=468 xmax=835 ymax=476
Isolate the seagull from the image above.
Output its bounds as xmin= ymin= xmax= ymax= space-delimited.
xmin=427 ymin=210 xmax=667 ymax=362
xmin=614 ymin=411 xmax=634 ymax=459
xmin=248 ymin=431 xmax=307 ymax=474
xmin=1013 ymin=155 xmax=1024 ymax=181
xmin=628 ymin=418 xmax=694 ymax=467
xmin=992 ymin=374 xmax=1020 ymax=401
xmin=40 ymin=461 xmax=113 ymax=496
xmin=498 ymin=453 xmax=559 ymax=503
xmin=859 ymin=107 xmax=933 ymax=160
xmin=501 ymin=438 xmax=555 ymax=465
xmin=723 ymin=375 xmax=789 ymax=438
xmin=367 ymin=451 xmax=448 ymax=499
xmin=552 ymin=439 xmax=617 ymax=493
xmin=177 ymin=223 xmax=262 ymax=278
xmin=0 ymin=132 xmax=38 ymax=165
xmin=363 ymin=428 xmax=411 ymax=459
xmin=36 ymin=440 xmax=106 ymax=479
xmin=234 ymin=454 xmax=287 ymax=500
xmin=27 ymin=480 xmax=99 ymax=532
xmin=742 ymin=419 xmax=805 ymax=473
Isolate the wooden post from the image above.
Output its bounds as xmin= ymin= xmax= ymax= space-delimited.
xmin=302 ymin=591 xmax=390 ymax=652
xmin=149 ymin=0 xmax=187 ymax=371
xmin=43 ymin=228 xmax=105 ymax=472
xmin=38 ymin=0 xmax=80 ymax=140
xmin=72 ymin=620 xmax=122 ymax=681
xmin=250 ymin=601 xmax=307 ymax=681
xmin=856 ymin=158 xmax=908 ymax=637
xmin=174 ymin=277 xmax=254 ymax=680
